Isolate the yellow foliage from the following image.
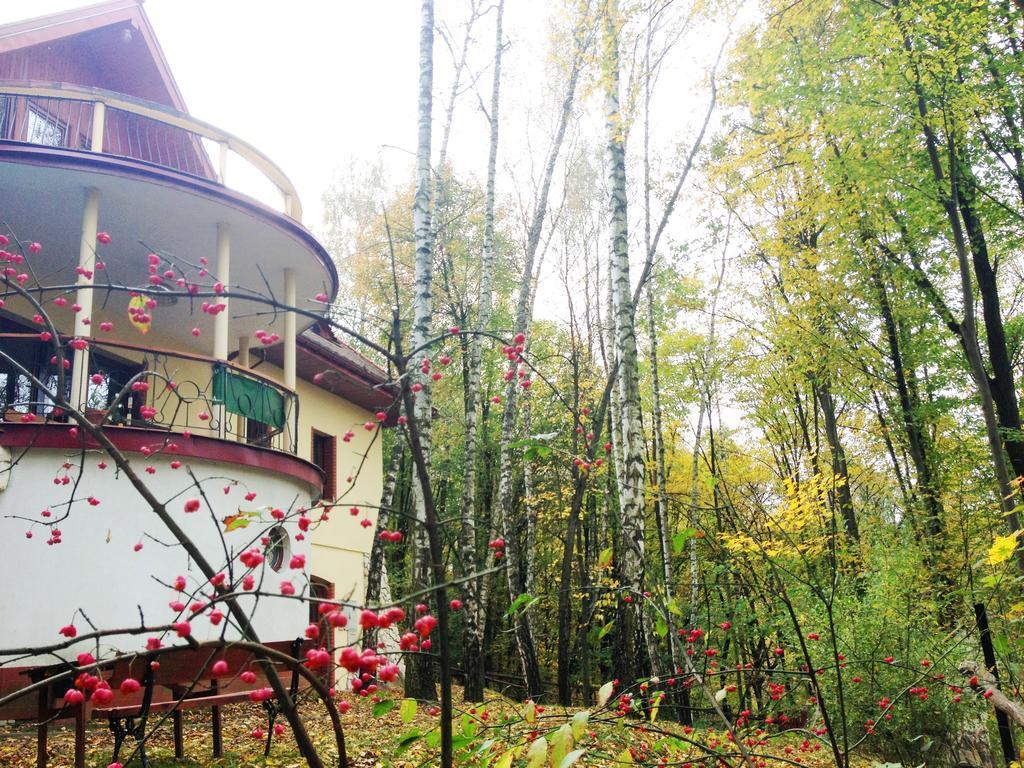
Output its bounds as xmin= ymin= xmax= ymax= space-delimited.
xmin=987 ymin=531 xmax=1021 ymax=566
xmin=721 ymin=473 xmax=838 ymax=559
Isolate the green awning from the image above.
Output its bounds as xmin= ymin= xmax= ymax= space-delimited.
xmin=212 ymin=365 xmax=285 ymax=429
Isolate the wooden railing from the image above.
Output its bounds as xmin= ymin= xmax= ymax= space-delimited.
xmin=0 ymin=81 xmax=302 ymax=220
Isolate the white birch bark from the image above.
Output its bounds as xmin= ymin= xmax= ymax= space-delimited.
xmin=647 ymin=289 xmax=679 ymax=676
xmin=603 ymin=0 xmax=649 ymax=682
xmin=460 ymin=0 xmax=504 ymax=703
xmin=687 ymin=405 xmax=704 ymax=628
xmin=406 ymin=0 xmax=437 ymax=700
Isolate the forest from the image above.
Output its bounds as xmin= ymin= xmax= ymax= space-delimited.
xmin=2 ymin=0 xmax=1024 ymax=766
xmin=330 ymin=0 xmax=1024 ymax=764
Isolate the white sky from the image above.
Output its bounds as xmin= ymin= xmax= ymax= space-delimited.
xmin=3 ymin=0 xmax=495 ymax=227
xmin=3 ymin=0 xmax=729 ymax=305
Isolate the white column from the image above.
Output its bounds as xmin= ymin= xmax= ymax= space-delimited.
xmin=284 ymin=268 xmax=296 ymax=390
xmin=237 ymin=335 xmax=250 ymax=368
xmin=234 ymin=335 xmax=250 ymax=442
xmin=214 ymin=223 xmax=230 ymax=361
xmin=69 ymin=187 xmax=99 ymax=410
xmin=90 ymin=103 xmax=105 ymax=152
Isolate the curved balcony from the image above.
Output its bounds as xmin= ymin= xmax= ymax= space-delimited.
xmin=0 ymin=81 xmax=302 ymax=219
xmin=0 ymin=333 xmax=303 ymax=459
xmin=0 ymin=81 xmax=336 ymax=357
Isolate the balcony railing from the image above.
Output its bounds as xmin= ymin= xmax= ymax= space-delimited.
xmin=0 ymin=334 xmax=298 ymax=455
xmin=0 ymin=81 xmax=302 ymax=220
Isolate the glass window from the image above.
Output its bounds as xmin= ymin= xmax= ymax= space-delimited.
xmin=27 ymin=108 xmax=65 ymax=147
xmin=265 ymin=525 xmax=290 ymax=572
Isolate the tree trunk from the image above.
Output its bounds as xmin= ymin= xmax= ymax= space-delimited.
xmin=812 ymin=380 xmax=860 ymax=544
xmin=404 ymin=0 xmax=438 ymax=702
xmin=648 ymin=288 xmax=685 ymax=716
xmin=495 ymin=10 xmax=584 ymax=700
xmin=460 ymin=0 xmax=504 ymax=704
xmin=366 ymin=434 xmax=405 ymax=651
xmin=895 ymin=9 xmax=1024 ymax=572
xmin=958 ymin=178 xmax=1024 ymax=485
xmin=871 ymin=269 xmax=945 ymax=541
xmin=603 ymin=0 xmax=650 ymax=689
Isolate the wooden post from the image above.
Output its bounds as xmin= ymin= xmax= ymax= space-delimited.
xmin=173 ymin=708 xmax=184 ymax=758
xmin=211 ymin=678 xmax=223 ymax=758
xmin=36 ymin=685 xmax=48 ymax=768
xmin=975 ymin=602 xmax=1017 ymax=765
xmin=73 ymin=704 xmax=86 ymax=768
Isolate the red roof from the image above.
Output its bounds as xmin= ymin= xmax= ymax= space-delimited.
xmin=0 ymin=0 xmax=189 ymax=111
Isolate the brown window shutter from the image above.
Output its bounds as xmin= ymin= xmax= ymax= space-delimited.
xmin=311 ymin=430 xmax=337 ymax=501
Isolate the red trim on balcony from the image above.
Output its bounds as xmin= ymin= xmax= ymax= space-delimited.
xmin=0 ymin=422 xmax=323 ymax=491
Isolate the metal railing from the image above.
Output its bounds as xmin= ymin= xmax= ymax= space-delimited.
xmin=0 ymin=81 xmax=302 ymax=220
xmin=0 ymin=334 xmax=298 ymax=455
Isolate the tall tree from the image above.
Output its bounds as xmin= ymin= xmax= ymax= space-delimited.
xmin=460 ymin=0 xmax=505 ymax=704
xmin=404 ymin=0 xmax=438 ymax=701
xmin=496 ymin=3 xmax=587 ymax=699
xmin=602 ymin=0 xmax=650 ymax=687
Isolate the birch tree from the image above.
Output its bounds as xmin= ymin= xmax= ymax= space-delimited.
xmin=601 ymin=0 xmax=649 ymax=687
xmin=460 ymin=0 xmax=504 ymax=704
xmin=404 ymin=0 xmax=438 ymax=702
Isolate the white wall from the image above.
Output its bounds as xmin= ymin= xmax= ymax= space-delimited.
xmin=0 ymin=445 xmax=316 ymax=666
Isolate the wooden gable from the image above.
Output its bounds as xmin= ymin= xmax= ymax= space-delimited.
xmin=0 ymin=0 xmax=188 ymax=112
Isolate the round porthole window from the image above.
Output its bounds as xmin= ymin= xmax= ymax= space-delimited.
xmin=266 ymin=525 xmax=290 ymax=572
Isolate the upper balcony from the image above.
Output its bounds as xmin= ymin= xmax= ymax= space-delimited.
xmin=0 ymin=81 xmax=302 ymax=218
xmin=0 ymin=80 xmax=337 ymax=356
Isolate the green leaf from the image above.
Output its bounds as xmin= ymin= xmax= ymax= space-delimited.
xmin=570 ymin=710 xmax=589 ymax=740
xmin=461 ymin=712 xmax=478 ymax=737
xmin=980 ymin=573 xmax=1000 ymax=588
xmin=474 ymin=739 xmax=497 ymax=757
xmin=650 ymin=692 xmax=662 ymax=723
xmin=451 ymin=733 xmax=475 ymax=752
xmin=505 ymin=592 xmax=539 ymax=617
xmin=551 ymin=723 xmax=574 ymax=768
xmin=672 ymin=528 xmax=697 ymax=554
xmin=524 ymin=444 xmax=552 ymax=460
xmin=373 ymin=700 xmax=396 ymax=717
xmin=597 ymin=621 xmax=615 ymax=639
xmin=993 ymin=633 xmax=1010 ymax=657
xmin=394 ymin=729 xmax=422 ymax=756
xmin=400 ymin=697 xmax=417 ymax=724
xmin=655 ymin=617 xmax=668 ymax=638
xmin=598 ymin=547 xmax=614 ymax=568
xmin=525 ymin=700 xmax=537 ymax=723
xmin=526 ymin=736 xmax=548 ymax=768
xmin=559 ymin=749 xmax=586 ymax=768
xmin=426 ymin=729 xmax=441 ymax=748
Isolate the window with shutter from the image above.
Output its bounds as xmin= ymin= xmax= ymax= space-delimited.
xmin=311 ymin=430 xmax=337 ymax=501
